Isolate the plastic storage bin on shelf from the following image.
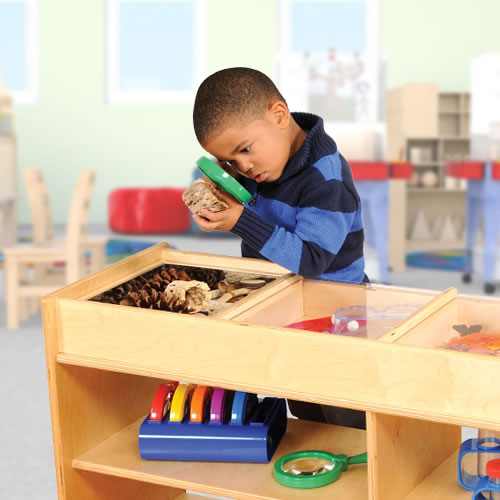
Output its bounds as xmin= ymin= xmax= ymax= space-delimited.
xmin=458 ymin=431 xmax=500 ymax=491
xmin=471 ymin=458 xmax=500 ymax=499
xmin=350 ymin=161 xmax=412 ymax=283
xmin=446 ymin=161 xmax=500 ymax=293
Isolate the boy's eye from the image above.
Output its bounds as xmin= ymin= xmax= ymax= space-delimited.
xmin=240 ymin=146 xmax=251 ymax=153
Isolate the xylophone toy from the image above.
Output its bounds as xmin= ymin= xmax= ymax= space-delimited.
xmin=138 ymin=382 xmax=287 ymax=463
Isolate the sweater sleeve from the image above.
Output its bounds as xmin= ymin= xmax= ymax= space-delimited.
xmin=231 ymin=176 xmax=361 ymax=278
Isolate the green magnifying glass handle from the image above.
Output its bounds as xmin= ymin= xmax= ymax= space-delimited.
xmin=348 ymin=452 xmax=368 ymax=465
xmin=335 ymin=452 xmax=368 ymax=471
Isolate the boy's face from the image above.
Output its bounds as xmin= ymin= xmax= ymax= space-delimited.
xmin=202 ymin=102 xmax=292 ymax=183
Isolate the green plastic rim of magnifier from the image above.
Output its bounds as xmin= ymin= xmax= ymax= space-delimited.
xmin=196 ymin=156 xmax=252 ymax=204
xmin=273 ymin=450 xmax=342 ymax=489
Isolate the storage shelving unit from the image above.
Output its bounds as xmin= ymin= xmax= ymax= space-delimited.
xmin=41 ymin=243 xmax=500 ymax=499
xmin=387 ymin=84 xmax=470 ymax=269
xmin=0 ymin=78 xmax=17 ymax=199
xmin=0 ymin=125 xmax=17 ymax=249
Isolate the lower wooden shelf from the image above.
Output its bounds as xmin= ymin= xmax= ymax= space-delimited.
xmin=177 ymin=494 xmax=215 ymax=500
xmin=406 ymin=239 xmax=465 ymax=251
xmin=73 ymin=417 xmax=368 ymax=500
xmin=404 ymin=450 xmax=469 ymax=499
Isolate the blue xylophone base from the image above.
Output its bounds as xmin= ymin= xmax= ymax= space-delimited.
xmin=139 ymin=397 xmax=287 ymax=463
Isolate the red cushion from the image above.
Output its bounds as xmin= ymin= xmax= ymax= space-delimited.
xmin=350 ymin=161 xmax=413 ymax=180
xmin=108 ymin=187 xmax=191 ymax=234
xmin=390 ymin=162 xmax=412 ymax=179
xmin=446 ymin=162 xmax=484 ymax=179
xmin=350 ymin=162 xmax=388 ymax=180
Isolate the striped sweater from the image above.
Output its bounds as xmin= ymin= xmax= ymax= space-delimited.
xmin=231 ymin=112 xmax=367 ymax=284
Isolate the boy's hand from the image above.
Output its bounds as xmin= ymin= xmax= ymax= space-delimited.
xmin=192 ymin=188 xmax=244 ymax=232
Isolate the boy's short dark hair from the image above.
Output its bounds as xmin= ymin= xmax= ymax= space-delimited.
xmin=193 ymin=67 xmax=287 ymax=144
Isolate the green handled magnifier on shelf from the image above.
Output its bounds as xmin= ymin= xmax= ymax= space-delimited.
xmin=197 ymin=156 xmax=252 ymax=204
xmin=273 ymin=450 xmax=367 ymax=489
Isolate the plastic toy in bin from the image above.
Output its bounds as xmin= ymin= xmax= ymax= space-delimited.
xmin=286 ymin=304 xmax=421 ymax=340
xmin=441 ymin=324 xmax=500 ymax=356
xmin=139 ymin=382 xmax=287 ymax=462
xmin=471 ymin=459 xmax=500 ymax=499
xmin=458 ymin=432 xmax=500 ymax=491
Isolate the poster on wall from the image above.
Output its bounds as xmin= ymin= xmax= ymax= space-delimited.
xmin=275 ymin=0 xmax=380 ymax=125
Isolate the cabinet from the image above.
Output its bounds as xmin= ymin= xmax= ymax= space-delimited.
xmin=41 ymin=243 xmax=500 ymax=499
xmin=387 ymin=84 xmax=470 ymax=268
xmin=0 ymin=135 xmax=17 ymax=248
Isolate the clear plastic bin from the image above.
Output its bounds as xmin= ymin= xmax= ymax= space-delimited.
xmin=330 ymin=304 xmax=421 ymax=339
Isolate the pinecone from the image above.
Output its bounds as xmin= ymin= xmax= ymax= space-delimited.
xmin=182 ymin=267 xmax=224 ymax=290
xmin=90 ymin=263 xmax=225 ymax=313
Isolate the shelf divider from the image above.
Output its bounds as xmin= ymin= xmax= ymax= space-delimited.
xmin=367 ymin=412 xmax=460 ymax=500
xmin=403 ymin=450 xmax=470 ymax=499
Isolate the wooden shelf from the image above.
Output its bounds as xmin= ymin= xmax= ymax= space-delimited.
xmin=73 ymin=417 xmax=368 ymax=500
xmin=406 ymin=239 xmax=464 ymax=251
xmin=404 ymin=450 xmax=469 ymax=499
xmin=57 ymin=352 xmax=182 ymax=380
xmin=387 ymin=85 xmax=471 ymax=269
xmin=177 ymin=494 xmax=213 ymax=500
xmin=411 ymin=162 xmax=442 ymax=168
xmin=42 ymin=244 xmax=500 ymax=499
xmin=407 ymin=188 xmax=466 ymax=194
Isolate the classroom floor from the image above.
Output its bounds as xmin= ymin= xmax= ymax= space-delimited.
xmin=0 ymin=229 xmax=490 ymax=499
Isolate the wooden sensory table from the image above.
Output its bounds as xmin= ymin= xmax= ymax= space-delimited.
xmin=41 ymin=243 xmax=500 ymax=499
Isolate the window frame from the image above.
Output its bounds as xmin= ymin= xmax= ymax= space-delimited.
xmin=276 ymin=0 xmax=381 ymax=124
xmin=0 ymin=0 xmax=39 ymax=104
xmin=278 ymin=0 xmax=379 ymax=59
xmin=105 ymin=0 xmax=207 ymax=105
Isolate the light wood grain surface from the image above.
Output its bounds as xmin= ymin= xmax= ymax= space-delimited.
xmin=41 ymin=245 xmax=500 ymax=499
xmin=73 ymin=418 xmax=368 ymax=500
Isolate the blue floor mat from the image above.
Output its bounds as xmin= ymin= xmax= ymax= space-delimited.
xmin=105 ymin=239 xmax=161 ymax=263
xmin=406 ymin=250 xmax=466 ymax=271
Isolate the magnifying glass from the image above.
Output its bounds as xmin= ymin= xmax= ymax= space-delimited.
xmin=273 ymin=450 xmax=367 ymax=488
xmin=197 ymin=156 xmax=252 ymax=204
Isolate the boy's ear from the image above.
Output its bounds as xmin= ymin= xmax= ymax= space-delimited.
xmin=269 ymin=101 xmax=290 ymax=129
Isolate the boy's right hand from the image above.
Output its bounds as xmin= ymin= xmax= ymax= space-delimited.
xmin=192 ymin=187 xmax=244 ymax=232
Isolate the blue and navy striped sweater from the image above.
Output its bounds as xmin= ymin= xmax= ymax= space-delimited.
xmin=231 ymin=112 xmax=367 ymax=284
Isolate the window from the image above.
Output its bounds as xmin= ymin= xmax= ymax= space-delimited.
xmin=0 ymin=0 xmax=39 ymax=104
xmin=106 ymin=0 xmax=207 ymax=104
xmin=276 ymin=0 xmax=380 ymax=123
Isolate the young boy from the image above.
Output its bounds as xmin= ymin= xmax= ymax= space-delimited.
xmin=192 ymin=67 xmax=367 ymax=428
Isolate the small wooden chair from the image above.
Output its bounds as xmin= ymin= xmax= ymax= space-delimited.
xmin=4 ymin=169 xmax=107 ymax=329
xmin=23 ymin=167 xmax=108 ymax=274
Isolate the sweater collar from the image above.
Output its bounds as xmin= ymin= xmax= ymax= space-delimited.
xmin=275 ymin=112 xmax=337 ymax=184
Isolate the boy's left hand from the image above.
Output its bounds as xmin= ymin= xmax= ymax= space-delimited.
xmin=192 ymin=188 xmax=244 ymax=232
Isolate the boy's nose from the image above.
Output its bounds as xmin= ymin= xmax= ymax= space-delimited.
xmin=238 ymin=161 xmax=253 ymax=173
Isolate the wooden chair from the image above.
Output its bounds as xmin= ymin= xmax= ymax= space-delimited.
xmin=23 ymin=167 xmax=54 ymax=245
xmin=4 ymin=169 xmax=107 ymax=329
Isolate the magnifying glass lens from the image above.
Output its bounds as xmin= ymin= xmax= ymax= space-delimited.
xmin=282 ymin=457 xmax=335 ymax=476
